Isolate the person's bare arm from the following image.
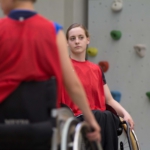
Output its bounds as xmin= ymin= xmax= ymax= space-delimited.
xmin=104 ymin=84 xmax=134 ymax=129
xmin=56 ymin=30 xmax=100 ymax=141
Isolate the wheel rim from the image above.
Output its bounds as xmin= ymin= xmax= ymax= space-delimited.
xmin=73 ymin=122 xmax=103 ymax=150
xmin=118 ymin=118 xmax=140 ymax=150
xmin=61 ymin=117 xmax=78 ymax=150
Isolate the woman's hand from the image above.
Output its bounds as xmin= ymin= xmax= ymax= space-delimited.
xmin=123 ymin=113 xmax=134 ymax=130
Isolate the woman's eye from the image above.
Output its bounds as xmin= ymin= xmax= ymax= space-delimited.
xmin=70 ymin=37 xmax=75 ymax=41
xmin=79 ymin=36 xmax=84 ymax=40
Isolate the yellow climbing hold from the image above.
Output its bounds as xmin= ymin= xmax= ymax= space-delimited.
xmin=87 ymin=47 xmax=98 ymax=57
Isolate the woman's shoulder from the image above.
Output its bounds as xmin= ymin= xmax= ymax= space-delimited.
xmin=86 ymin=60 xmax=100 ymax=69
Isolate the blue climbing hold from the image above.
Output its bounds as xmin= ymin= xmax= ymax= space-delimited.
xmin=111 ymin=91 xmax=121 ymax=103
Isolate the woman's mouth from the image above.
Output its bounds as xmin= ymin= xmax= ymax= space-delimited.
xmin=75 ymin=46 xmax=81 ymax=49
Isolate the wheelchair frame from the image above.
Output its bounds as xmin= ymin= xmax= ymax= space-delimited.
xmin=51 ymin=108 xmax=103 ymax=150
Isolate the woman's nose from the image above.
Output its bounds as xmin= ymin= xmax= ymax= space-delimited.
xmin=75 ymin=38 xmax=79 ymax=44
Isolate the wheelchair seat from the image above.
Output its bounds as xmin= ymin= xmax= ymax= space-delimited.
xmin=0 ymin=78 xmax=57 ymax=150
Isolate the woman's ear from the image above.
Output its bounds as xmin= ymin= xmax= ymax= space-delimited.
xmin=87 ymin=37 xmax=90 ymax=45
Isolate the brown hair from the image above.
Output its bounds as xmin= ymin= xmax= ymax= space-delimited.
xmin=66 ymin=23 xmax=89 ymax=40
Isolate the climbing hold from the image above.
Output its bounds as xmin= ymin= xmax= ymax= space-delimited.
xmin=134 ymin=44 xmax=146 ymax=58
xmin=110 ymin=30 xmax=122 ymax=40
xmin=146 ymin=92 xmax=150 ymax=100
xmin=87 ymin=47 xmax=98 ymax=57
xmin=111 ymin=91 xmax=121 ymax=103
xmin=111 ymin=0 xmax=123 ymax=12
xmin=98 ymin=61 xmax=109 ymax=73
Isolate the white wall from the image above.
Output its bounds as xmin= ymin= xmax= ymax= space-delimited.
xmin=88 ymin=0 xmax=150 ymax=149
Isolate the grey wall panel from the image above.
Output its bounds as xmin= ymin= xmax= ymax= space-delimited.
xmin=0 ymin=0 xmax=87 ymax=30
xmin=0 ymin=9 xmax=3 ymax=17
xmin=73 ymin=0 xmax=87 ymax=26
xmin=35 ymin=0 xmax=65 ymax=26
xmin=0 ymin=0 xmax=65 ymax=25
xmin=64 ymin=0 xmax=74 ymax=31
xmin=88 ymin=0 xmax=150 ymax=149
xmin=64 ymin=0 xmax=87 ymax=31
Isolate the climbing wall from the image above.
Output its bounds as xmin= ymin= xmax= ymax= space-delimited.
xmin=88 ymin=0 xmax=150 ymax=149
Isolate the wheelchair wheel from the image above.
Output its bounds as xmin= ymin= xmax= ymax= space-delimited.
xmin=118 ymin=118 xmax=140 ymax=150
xmin=51 ymin=108 xmax=75 ymax=150
xmin=131 ymin=130 xmax=140 ymax=150
xmin=73 ymin=122 xmax=103 ymax=150
xmin=61 ymin=117 xmax=79 ymax=150
xmin=57 ymin=108 xmax=75 ymax=138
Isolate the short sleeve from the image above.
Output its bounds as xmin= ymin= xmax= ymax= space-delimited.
xmin=53 ymin=22 xmax=63 ymax=34
xmin=99 ymin=67 xmax=107 ymax=85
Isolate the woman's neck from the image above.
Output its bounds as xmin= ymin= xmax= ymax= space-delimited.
xmin=70 ymin=53 xmax=86 ymax=62
xmin=13 ymin=1 xmax=34 ymax=11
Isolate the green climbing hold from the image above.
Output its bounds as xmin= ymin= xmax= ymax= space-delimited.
xmin=110 ymin=30 xmax=122 ymax=40
xmin=146 ymin=92 xmax=150 ymax=100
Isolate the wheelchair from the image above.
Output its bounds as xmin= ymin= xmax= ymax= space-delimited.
xmin=61 ymin=104 xmax=140 ymax=150
xmin=0 ymin=78 xmax=102 ymax=150
xmin=106 ymin=105 xmax=140 ymax=150
xmin=51 ymin=107 xmax=103 ymax=150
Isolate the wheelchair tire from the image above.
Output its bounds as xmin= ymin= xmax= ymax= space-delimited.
xmin=73 ymin=122 xmax=103 ymax=150
xmin=61 ymin=117 xmax=79 ymax=150
xmin=122 ymin=124 xmax=140 ymax=150
xmin=118 ymin=118 xmax=140 ymax=150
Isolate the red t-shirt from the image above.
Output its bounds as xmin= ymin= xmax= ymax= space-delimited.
xmin=0 ymin=14 xmax=62 ymax=105
xmin=61 ymin=59 xmax=106 ymax=116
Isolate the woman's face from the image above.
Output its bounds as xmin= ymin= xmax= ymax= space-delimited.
xmin=0 ymin=0 xmax=13 ymax=15
xmin=67 ymin=27 xmax=90 ymax=55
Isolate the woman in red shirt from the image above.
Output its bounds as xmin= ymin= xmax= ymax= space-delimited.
xmin=61 ymin=23 xmax=134 ymax=150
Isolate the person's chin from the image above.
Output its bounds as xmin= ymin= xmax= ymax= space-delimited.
xmin=74 ymin=50 xmax=83 ymax=54
xmin=73 ymin=48 xmax=83 ymax=52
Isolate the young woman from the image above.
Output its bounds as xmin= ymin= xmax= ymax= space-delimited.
xmin=0 ymin=0 xmax=100 ymax=146
xmin=61 ymin=23 xmax=134 ymax=150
